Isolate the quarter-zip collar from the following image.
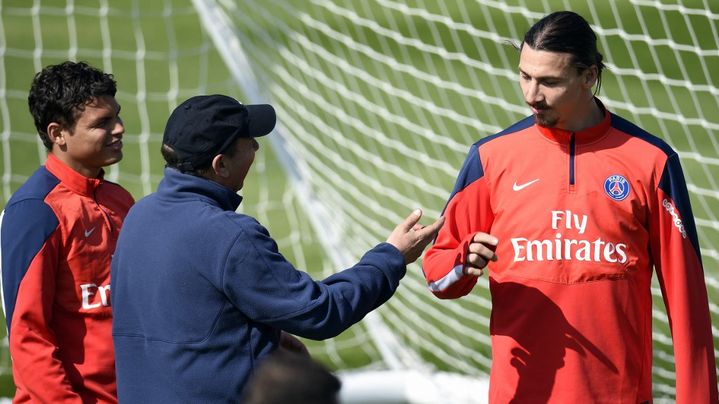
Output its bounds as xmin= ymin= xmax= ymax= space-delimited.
xmin=536 ymin=98 xmax=611 ymax=145
xmin=44 ymin=153 xmax=105 ymax=197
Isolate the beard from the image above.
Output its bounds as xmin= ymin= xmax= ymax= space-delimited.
xmin=529 ymin=103 xmax=558 ymax=128
xmin=534 ymin=112 xmax=558 ymax=128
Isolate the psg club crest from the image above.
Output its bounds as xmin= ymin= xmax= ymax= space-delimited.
xmin=604 ymin=175 xmax=630 ymax=201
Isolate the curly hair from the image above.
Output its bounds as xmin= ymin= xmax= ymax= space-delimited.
xmin=28 ymin=61 xmax=117 ymax=149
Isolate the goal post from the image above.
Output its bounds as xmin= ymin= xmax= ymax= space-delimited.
xmin=192 ymin=0 xmax=719 ymax=400
xmin=1 ymin=0 xmax=718 ymax=401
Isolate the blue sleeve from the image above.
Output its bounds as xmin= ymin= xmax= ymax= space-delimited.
xmin=447 ymin=143 xmax=483 ymax=203
xmin=1 ymin=199 xmax=59 ymax=332
xmin=223 ymin=217 xmax=406 ymax=340
xmin=658 ymin=153 xmax=701 ymax=258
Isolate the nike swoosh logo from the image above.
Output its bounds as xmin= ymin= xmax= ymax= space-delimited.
xmin=84 ymin=227 xmax=96 ymax=238
xmin=512 ymin=178 xmax=539 ymax=191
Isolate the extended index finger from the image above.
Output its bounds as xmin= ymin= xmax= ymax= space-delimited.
xmin=399 ymin=209 xmax=423 ymax=232
xmin=417 ymin=216 xmax=445 ymax=239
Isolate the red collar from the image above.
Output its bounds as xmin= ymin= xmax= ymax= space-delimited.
xmin=45 ymin=153 xmax=106 ymax=197
xmin=536 ymin=99 xmax=611 ymax=145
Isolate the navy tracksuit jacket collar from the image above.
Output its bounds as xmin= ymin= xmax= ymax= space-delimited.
xmin=158 ymin=167 xmax=243 ymax=212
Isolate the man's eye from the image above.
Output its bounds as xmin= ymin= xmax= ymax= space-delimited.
xmin=96 ymin=118 xmax=114 ymax=128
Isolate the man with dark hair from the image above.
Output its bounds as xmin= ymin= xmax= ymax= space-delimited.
xmin=0 ymin=61 xmax=133 ymax=402
xmin=111 ymin=94 xmax=443 ymax=402
xmin=423 ymin=11 xmax=717 ymax=403
xmin=242 ymin=350 xmax=341 ymax=404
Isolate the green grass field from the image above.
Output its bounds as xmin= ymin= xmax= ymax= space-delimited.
xmin=1 ymin=0 xmax=717 ymax=399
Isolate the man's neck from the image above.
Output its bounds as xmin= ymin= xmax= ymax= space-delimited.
xmin=562 ymin=97 xmax=603 ymax=133
xmin=51 ymin=152 xmax=102 ymax=179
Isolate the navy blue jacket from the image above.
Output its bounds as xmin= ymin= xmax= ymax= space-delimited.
xmin=111 ymin=168 xmax=406 ymax=403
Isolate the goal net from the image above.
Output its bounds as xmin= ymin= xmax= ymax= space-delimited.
xmin=1 ymin=0 xmax=718 ymax=401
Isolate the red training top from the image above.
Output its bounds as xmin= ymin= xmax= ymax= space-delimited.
xmin=423 ymin=101 xmax=718 ymax=403
xmin=1 ymin=153 xmax=134 ymax=403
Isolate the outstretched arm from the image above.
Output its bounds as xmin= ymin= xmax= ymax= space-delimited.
xmin=223 ymin=210 xmax=441 ymax=340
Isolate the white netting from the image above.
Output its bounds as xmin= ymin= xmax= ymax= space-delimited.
xmin=1 ymin=0 xmax=718 ymax=401
xmin=197 ymin=0 xmax=719 ymax=400
xmin=0 ymin=0 xmax=261 ymax=395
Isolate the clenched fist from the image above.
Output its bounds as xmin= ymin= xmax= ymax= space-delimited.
xmin=463 ymin=232 xmax=498 ymax=277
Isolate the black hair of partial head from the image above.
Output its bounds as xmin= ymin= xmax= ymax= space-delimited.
xmin=28 ymin=61 xmax=117 ymax=149
xmin=522 ymin=11 xmax=605 ymax=94
xmin=242 ymin=350 xmax=341 ymax=404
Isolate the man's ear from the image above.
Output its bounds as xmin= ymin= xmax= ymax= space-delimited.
xmin=47 ymin=122 xmax=67 ymax=146
xmin=583 ymin=65 xmax=598 ymax=89
xmin=211 ymin=154 xmax=229 ymax=178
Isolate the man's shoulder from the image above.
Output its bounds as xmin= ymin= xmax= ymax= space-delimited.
xmin=226 ymin=211 xmax=267 ymax=235
xmin=2 ymin=178 xmax=60 ymax=243
xmin=609 ymin=113 xmax=676 ymax=157
xmin=218 ymin=212 xmax=278 ymax=254
xmin=474 ymin=115 xmax=535 ymax=149
xmin=6 ymin=166 xmax=59 ymax=208
xmin=460 ymin=116 xmax=536 ymax=173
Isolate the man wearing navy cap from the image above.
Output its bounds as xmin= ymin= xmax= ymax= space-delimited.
xmin=111 ymin=94 xmax=443 ymax=402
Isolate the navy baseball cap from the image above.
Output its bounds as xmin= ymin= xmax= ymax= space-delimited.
xmin=162 ymin=94 xmax=276 ymax=171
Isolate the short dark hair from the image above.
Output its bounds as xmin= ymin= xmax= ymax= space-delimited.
xmin=161 ymin=143 xmax=210 ymax=176
xmin=242 ymin=350 xmax=341 ymax=404
xmin=161 ymin=137 xmax=241 ymax=176
xmin=28 ymin=61 xmax=117 ymax=150
xmin=522 ymin=11 xmax=606 ymax=94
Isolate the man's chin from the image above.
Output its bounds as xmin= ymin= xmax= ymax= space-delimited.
xmin=104 ymin=153 xmax=123 ymax=165
xmin=534 ymin=114 xmax=557 ymax=128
